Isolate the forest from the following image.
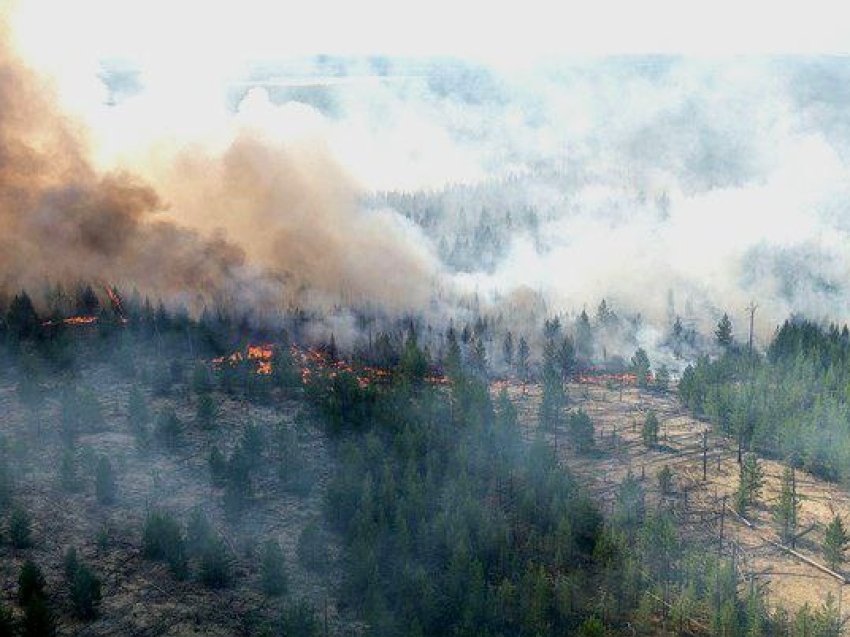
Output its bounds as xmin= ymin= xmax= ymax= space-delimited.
xmin=0 ymin=285 xmax=844 ymax=636
xmin=680 ymin=316 xmax=850 ymax=485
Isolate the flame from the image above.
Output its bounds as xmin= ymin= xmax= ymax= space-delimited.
xmin=102 ymin=285 xmax=128 ymax=323
xmin=211 ymin=341 xmax=451 ymax=388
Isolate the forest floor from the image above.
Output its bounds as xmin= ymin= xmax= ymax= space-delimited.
xmin=497 ymin=379 xmax=850 ymax=617
xmin=0 ymin=359 xmax=347 ymax=637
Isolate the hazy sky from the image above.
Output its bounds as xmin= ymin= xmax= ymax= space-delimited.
xmin=7 ymin=1 xmax=850 ymax=338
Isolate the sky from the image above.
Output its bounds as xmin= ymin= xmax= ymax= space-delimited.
xmin=10 ymin=0 xmax=850 ymax=63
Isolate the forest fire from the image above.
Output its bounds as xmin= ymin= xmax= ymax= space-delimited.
xmin=576 ymin=372 xmax=638 ymax=385
xmin=42 ymin=315 xmax=99 ymax=327
xmin=212 ymin=342 xmax=450 ymax=389
xmin=212 ymin=343 xmax=275 ymax=375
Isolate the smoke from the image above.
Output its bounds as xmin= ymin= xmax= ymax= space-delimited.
xmin=0 ymin=14 xmax=439 ymax=315
xmin=9 ymin=0 xmax=850 ymax=352
xmin=0 ymin=27 xmax=243 ymax=303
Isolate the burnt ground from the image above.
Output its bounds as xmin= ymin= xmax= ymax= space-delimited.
xmin=499 ymin=380 xmax=850 ymax=618
xmin=0 ymin=357 xmax=350 ymax=636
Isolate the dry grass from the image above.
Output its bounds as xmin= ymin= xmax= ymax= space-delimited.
xmin=498 ymin=380 xmax=850 ymax=616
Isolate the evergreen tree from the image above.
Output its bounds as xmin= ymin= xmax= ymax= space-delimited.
xmin=0 ymin=461 xmax=11 ymax=509
xmin=9 ymin=507 xmax=33 ymax=549
xmin=631 ymin=347 xmax=651 ymax=388
xmin=641 ymin=411 xmax=659 ymax=449
xmin=21 ymin=596 xmax=55 ymax=637
xmin=503 ymin=331 xmax=514 ymax=367
xmin=6 ymin=292 xmax=41 ymax=341
xmin=185 ymin=509 xmax=214 ymax=558
xmin=58 ymin=450 xmax=82 ymax=492
xmin=127 ymin=386 xmax=150 ymax=451
xmin=208 ymin=446 xmax=228 ymax=488
xmin=196 ymin=393 xmax=217 ymax=429
xmin=567 ymin=409 xmax=595 ymax=453
xmin=68 ymin=559 xmax=102 ymax=620
xmin=539 ymin=338 xmax=566 ymax=431
xmin=400 ymin=328 xmax=428 ymax=383
xmin=735 ymin=453 xmax=764 ymax=515
xmin=823 ymin=514 xmax=849 ymax=571
xmin=199 ymin=537 xmax=232 ymax=589
xmin=557 ymin=336 xmax=576 ymax=381
xmin=516 ymin=336 xmax=530 ymax=381
xmin=260 ymin=539 xmax=288 ymax=596
xmin=657 ymin=465 xmax=674 ymax=495
xmin=190 ymin=362 xmax=214 ymax=395
xmin=716 ymin=313 xmax=733 ymax=348
xmin=18 ymin=560 xmax=46 ymax=606
xmin=774 ymin=466 xmax=800 ymax=545
xmin=154 ymin=408 xmax=183 ymax=450
xmin=142 ymin=510 xmax=188 ymax=579
xmin=297 ymin=521 xmax=330 ymax=574
xmin=575 ymin=310 xmax=594 ymax=362
xmin=95 ymin=456 xmax=118 ymax=505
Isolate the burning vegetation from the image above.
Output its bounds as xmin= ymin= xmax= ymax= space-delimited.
xmin=0 ymin=282 xmax=846 ymax=636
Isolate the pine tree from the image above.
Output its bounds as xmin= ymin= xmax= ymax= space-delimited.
xmin=567 ymin=409 xmax=595 ymax=453
xmin=127 ymin=386 xmax=150 ymax=451
xmin=516 ymin=337 xmax=530 ymax=381
xmin=823 ymin=514 xmax=849 ymax=571
xmin=9 ymin=507 xmax=33 ymax=549
xmin=196 ymin=393 xmax=217 ymax=429
xmin=6 ymin=292 xmax=41 ymax=341
xmin=735 ymin=453 xmax=763 ymax=515
xmin=641 ymin=411 xmax=659 ymax=449
xmin=631 ymin=348 xmax=651 ymax=388
xmin=575 ymin=310 xmax=594 ymax=362
xmin=260 ymin=539 xmax=288 ymax=596
xmin=154 ymin=408 xmax=183 ymax=450
xmin=21 ymin=596 xmax=55 ymax=637
xmin=95 ymin=456 xmax=118 ymax=505
xmin=18 ymin=560 xmax=46 ymax=606
xmin=67 ymin=556 xmax=102 ymax=620
xmin=774 ymin=466 xmax=800 ymax=545
xmin=58 ymin=450 xmax=81 ymax=492
xmin=199 ymin=537 xmax=231 ymax=589
xmin=503 ymin=331 xmax=514 ymax=366
xmin=657 ymin=465 xmax=674 ymax=495
xmin=557 ymin=336 xmax=576 ymax=381
xmin=716 ymin=313 xmax=733 ymax=348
